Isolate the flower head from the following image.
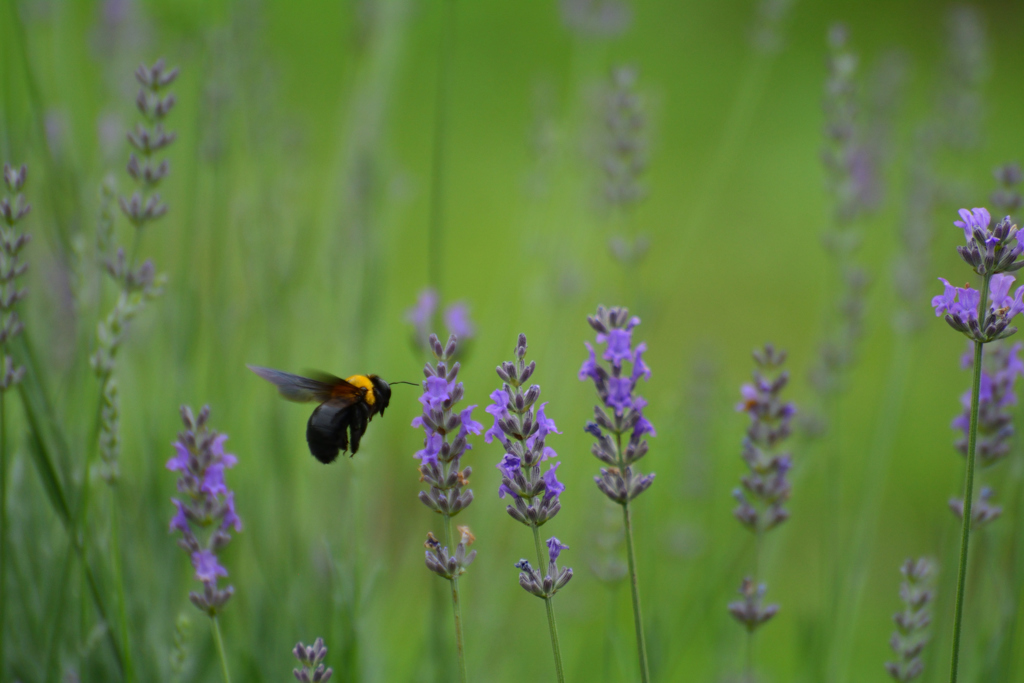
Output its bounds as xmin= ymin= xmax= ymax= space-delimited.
xmin=168 ymin=405 xmax=239 ymax=616
xmin=733 ymin=344 xmax=795 ymax=535
xmin=581 ymin=306 xmax=656 ymax=504
xmin=413 ymin=334 xmax=478 ymax=577
xmin=488 ymin=334 xmax=565 ymax=527
xmin=932 ymin=274 xmax=1024 ymax=342
xmin=949 ymin=206 xmax=1023 ymax=276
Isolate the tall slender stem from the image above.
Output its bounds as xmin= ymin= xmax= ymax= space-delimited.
xmin=532 ymin=524 xmax=566 ymax=683
xmin=621 ymin=500 xmax=650 ymax=683
xmin=746 ymin=527 xmax=763 ymax=682
xmin=949 ymin=273 xmax=991 ymax=683
xmin=442 ymin=515 xmax=468 ymax=683
xmin=615 ymin=431 xmax=650 ymax=683
xmin=110 ymin=486 xmax=135 ymax=682
xmin=0 ymin=389 xmax=6 ymax=679
xmin=211 ymin=616 xmax=232 ymax=683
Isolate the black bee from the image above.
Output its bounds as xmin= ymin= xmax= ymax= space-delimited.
xmin=248 ymin=365 xmax=410 ymax=463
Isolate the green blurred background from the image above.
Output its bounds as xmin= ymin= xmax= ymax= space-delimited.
xmin=1 ymin=0 xmax=1023 ymax=681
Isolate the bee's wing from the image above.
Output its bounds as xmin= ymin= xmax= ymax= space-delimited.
xmin=247 ymin=365 xmax=356 ymax=403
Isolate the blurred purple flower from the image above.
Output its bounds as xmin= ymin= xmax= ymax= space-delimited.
xmin=733 ymin=344 xmax=795 ymax=536
xmin=405 ymin=288 xmax=476 ymax=355
xmin=167 ymin=405 xmax=239 ymax=616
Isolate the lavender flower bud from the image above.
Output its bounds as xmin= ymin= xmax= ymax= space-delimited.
xmin=885 ymin=558 xmax=935 ymax=681
xmin=728 ymin=578 xmax=778 ymax=633
xmin=293 ymin=638 xmax=333 ymax=683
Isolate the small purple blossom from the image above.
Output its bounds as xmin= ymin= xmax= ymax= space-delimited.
xmin=444 ymin=302 xmax=475 ymax=340
xmin=406 ymin=288 xmax=476 ymax=355
xmin=488 ymin=334 xmax=566 ymax=527
xmin=413 ymin=334 xmax=479 ymax=577
xmin=546 ymin=537 xmax=568 ymax=563
xmin=167 ymin=405 xmax=239 ymax=616
xmin=581 ymin=306 xmax=656 ymax=504
xmin=948 ymin=206 xmax=1024 ymax=277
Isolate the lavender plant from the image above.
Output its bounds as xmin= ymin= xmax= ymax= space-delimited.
xmin=579 ymin=305 xmax=655 ymax=682
xmin=91 ymin=58 xmax=176 ymax=482
xmin=601 ymin=66 xmax=649 ymax=265
xmin=413 ymin=333 xmax=481 ymax=682
xmin=0 ymin=162 xmax=30 ymax=676
xmin=809 ymin=24 xmax=875 ymax=417
xmin=730 ymin=344 xmax=794 ymax=679
xmin=167 ymin=405 xmax=242 ymax=683
xmin=485 ymin=333 xmax=571 ymax=681
xmin=930 ymin=206 xmax=1024 ymax=683
xmin=885 ymin=558 xmax=935 ymax=682
xmin=292 ymin=638 xmax=334 ymax=683
xmin=947 ymin=342 xmax=1023 ymax=527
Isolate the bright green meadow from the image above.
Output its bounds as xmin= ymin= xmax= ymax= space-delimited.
xmin=1 ymin=0 xmax=1023 ymax=681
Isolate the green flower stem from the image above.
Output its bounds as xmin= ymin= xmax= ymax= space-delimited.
xmin=110 ymin=485 xmax=135 ymax=682
xmin=531 ymin=524 xmax=566 ymax=683
xmin=747 ymin=527 xmax=764 ymax=682
xmin=442 ymin=514 xmax=469 ymax=683
xmin=0 ymin=390 xmax=6 ymax=677
xmin=211 ymin=616 xmax=232 ymax=683
xmin=615 ymin=431 xmax=650 ymax=683
xmin=949 ymin=272 xmax=991 ymax=683
xmin=621 ymin=499 xmax=650 ymax=683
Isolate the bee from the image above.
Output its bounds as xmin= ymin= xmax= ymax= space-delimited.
xmin=247 ymin=365 xmax=414 ymax=463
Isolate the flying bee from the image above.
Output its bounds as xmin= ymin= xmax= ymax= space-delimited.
xmin=247 ymin=365 xmax=415 ymax=463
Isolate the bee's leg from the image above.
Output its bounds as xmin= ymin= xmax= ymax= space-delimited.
xmin=348 ymin=403 xmax=370 ymax=455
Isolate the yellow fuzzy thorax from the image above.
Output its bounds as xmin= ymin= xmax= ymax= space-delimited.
xmin=346 ymin=374 xmax=376 ymax=405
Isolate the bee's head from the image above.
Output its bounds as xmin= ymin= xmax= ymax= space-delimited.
xmin=368 ymin=375 xmax=392 ymax=415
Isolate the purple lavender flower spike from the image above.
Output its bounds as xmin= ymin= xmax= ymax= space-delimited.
xmin=487 ymin=329 xmax=574 ymax=683
xmin=885 ymin=558 xmax=935 ymax=682
xmin=948 ymin=341 xmax=1023 ymax=528
xmin=730 ymin=344 xmax=796 ymax=636
xmin=168 ymin=405 xmax=240 ymax=616
xmin=413 ymin=334 xmax=479 ymax=578
xmin=488 ymin=334 xmax=567 ymax=530
xmin=932 ymin=271 xmax=1024 ymax=343
xmin=580 ymin=306 xmax=656 ymax=504
xmin=579 ymin=306 xmax=652 ymax=680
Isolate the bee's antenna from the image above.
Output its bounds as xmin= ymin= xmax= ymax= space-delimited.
xmin=388 ymin=381 xmax=419 ymax=387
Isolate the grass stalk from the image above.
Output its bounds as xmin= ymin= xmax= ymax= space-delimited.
xmin=211 ymin=616 xmax=232 ymax=683
xmin=621 ymin=500 xmax=650 ymax=683
xmin=531 ymin=524 xmax=566 ymax=683
xmin=110 ymin=486 xmax=135 ymax=682
xmin=615 ymin=432 xmax=650 ymax=683
xmin=0 ymin=390 xmax=6 ymax=679
xmin=949 ymin=273 xmax=991 ymax=683
xmin=442 ymin=514 xmax=468 ymax=683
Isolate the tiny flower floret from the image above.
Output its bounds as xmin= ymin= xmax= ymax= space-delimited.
xmin=950 ymin=206 xmax=1023 ymax=276
xmin=932 ymin=274 xmax=1024 ymax=342
xmin=547 ymin=537 xmax=569 ymax=563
